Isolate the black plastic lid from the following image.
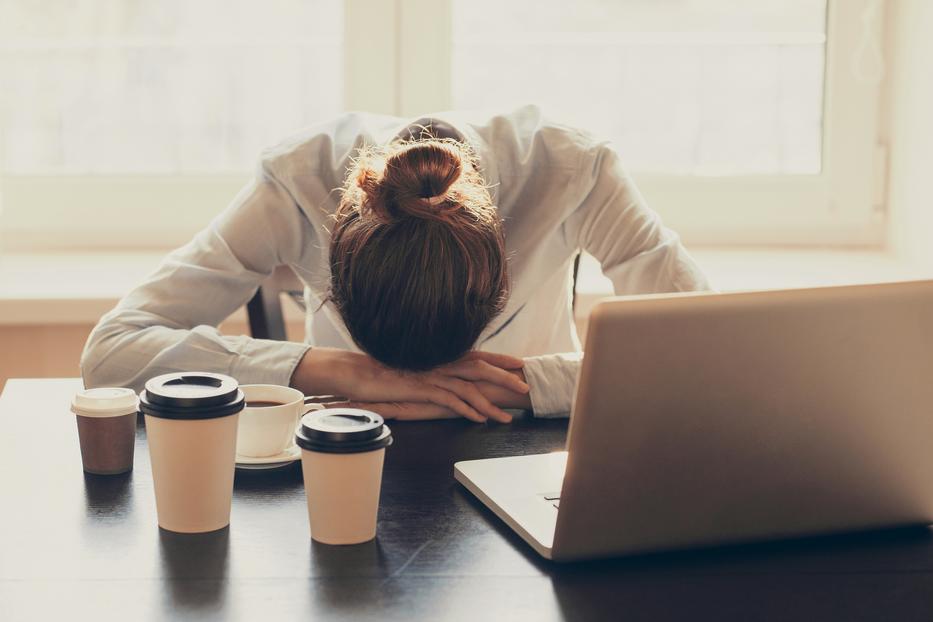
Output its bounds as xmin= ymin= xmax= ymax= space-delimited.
xmin=295 ymin=408 xmax=393 ymax=454
xmin=139 ymin=372 xmax=245 ymax=420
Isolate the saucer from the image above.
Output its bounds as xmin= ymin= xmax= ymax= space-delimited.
xmin=235 ymin=444 xmax=301 ymax=470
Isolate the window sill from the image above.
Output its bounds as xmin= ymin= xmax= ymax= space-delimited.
xmin=574 ymin=248 xmax=933 ymax=320
xmin=1 ymin=249 xmax=930 ymax=326
xmin=0 ymin=252 xmax=307 ymax=326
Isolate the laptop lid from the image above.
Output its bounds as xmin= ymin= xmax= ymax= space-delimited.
xmin=552 ymin=280 xmax=933 ymax=561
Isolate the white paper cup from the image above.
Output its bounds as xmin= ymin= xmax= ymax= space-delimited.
xmin=139 ymin=373 xmax=244 ymax=534
xmin=300 ymin=448 xmax=386 ymax=544
xmin=145 ymin=413 xmax=239 ymax=533
xmin=295 ymin=408 xmax=393 ymax=545
xmin=236 ymin=384 xmax=307 ymax=458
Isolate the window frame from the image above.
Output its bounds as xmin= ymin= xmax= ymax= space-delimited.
xmin=0 ymin=0 xmax=886 ymax=252
xmin=633 ymin=0 xmax=886 ymax=246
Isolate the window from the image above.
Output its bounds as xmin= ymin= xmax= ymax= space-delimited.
xmin=1 ymin=0 xmax=343 ymax=173
xmin=0 ymin=0 xmax=885 ymax=251
xmin=453 ymin=1 xmax=826 ymax=177
xmin=448 ymin=0 xmax=885 ymax=246
xmin=0 ymin=0 xmax=343 ymax=251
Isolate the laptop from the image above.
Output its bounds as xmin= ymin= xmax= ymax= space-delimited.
xmin=454 ymin=280 xmax=933 ymax=561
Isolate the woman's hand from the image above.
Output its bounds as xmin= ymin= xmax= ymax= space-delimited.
xmin=290 ymin=348 xmax=528 ymax=423
xmin=339 ymin=367 xmax=532 ymax=421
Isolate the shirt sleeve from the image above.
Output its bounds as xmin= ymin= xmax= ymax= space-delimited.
xmin=522 ymin=142 xmax=711 ymax=417
xmin=80 ymin=159 xmax=316 ymax=393
xmin=569 ymin=143 xmax=710 ymax=295
xmin=522 ymin=352 xmax=583 ymax=418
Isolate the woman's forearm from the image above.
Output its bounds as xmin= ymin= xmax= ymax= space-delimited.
xmin=475 ymin=369 xmax=533 ymax=410
xmin=290 ymin=347 xmax=351 ymax=397
xmin=291 ymin=347 xmax=531 ymax=421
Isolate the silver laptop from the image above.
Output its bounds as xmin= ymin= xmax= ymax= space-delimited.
xmin=455 ymin=280 xmax=933 ymax=561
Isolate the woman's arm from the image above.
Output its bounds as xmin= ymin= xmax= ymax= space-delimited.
xmin=292 ymin=348 xmax=529 ymax=423
xmin=334 ymin=355 xmax=531 ymax=421
xmin=568 ymin=143 xmax=710 ymax=295
xmin=81 ymin=160 xmax=315 ymax=393
xmin=516 ymin=143 xmax=712 ymax=418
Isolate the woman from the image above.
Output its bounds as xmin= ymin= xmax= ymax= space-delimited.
xmin=81 ymin=105 xmax=709 ymax=422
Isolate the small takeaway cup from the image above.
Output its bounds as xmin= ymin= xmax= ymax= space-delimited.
xmin=295 ymin=408 xmax=393 ymax=545
xmin=71 ymin=388 xmax=139 ymax=475
xmin=139 ymin=372 xmax=244 ymax=534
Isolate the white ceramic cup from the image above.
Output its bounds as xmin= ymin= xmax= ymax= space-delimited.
xmin=236 ymin=385 xmax=311 ymax=458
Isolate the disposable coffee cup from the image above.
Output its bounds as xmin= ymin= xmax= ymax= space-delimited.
xmin=71 ymin=388 xmax=139 ymax=475
xmin=295 ymin=408 xmax=393 ymax=545
xmin=237 ymin=384 xmax=310 ymax=459
xmin=140 ymin=372 xmax=244 ymax=534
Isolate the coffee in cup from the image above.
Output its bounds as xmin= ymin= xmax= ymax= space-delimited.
xmin=139 ymin=372 xmax=244 ymax=533
xmin=237 ymin=385 xmax=309 ymax=459
xmin=295 ymin=408 xmax=392 ymax=545
xmin=71 ymin=387 xmax=139 ymax=475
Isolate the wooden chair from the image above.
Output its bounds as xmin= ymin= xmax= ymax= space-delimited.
xmin=246 ymin=265 xmax=304 ymax=341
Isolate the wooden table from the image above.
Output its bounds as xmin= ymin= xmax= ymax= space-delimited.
xmin=3 ymin=378 xmax=933 ymax=621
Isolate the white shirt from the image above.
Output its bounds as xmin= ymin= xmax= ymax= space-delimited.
xmin=81 ymin=105 xmax=710 ymax=416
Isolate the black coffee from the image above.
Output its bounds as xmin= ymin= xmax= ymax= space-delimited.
xmin=246 ymin=401 xmax=287 ymax=408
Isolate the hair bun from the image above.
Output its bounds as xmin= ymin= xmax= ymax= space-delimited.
xmin=361 ymin=142 xmax=464 ymax=222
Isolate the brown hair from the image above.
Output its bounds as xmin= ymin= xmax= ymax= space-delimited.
xmin=329 ymin=139 xmax=509 ymax=371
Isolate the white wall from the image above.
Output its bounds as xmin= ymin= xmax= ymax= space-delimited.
xmin=885 ymin=0 xmax=933 ymax=268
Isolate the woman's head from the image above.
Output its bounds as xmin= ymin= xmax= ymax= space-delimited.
xmin=329 ymin=138 xmax=509 ymax=371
